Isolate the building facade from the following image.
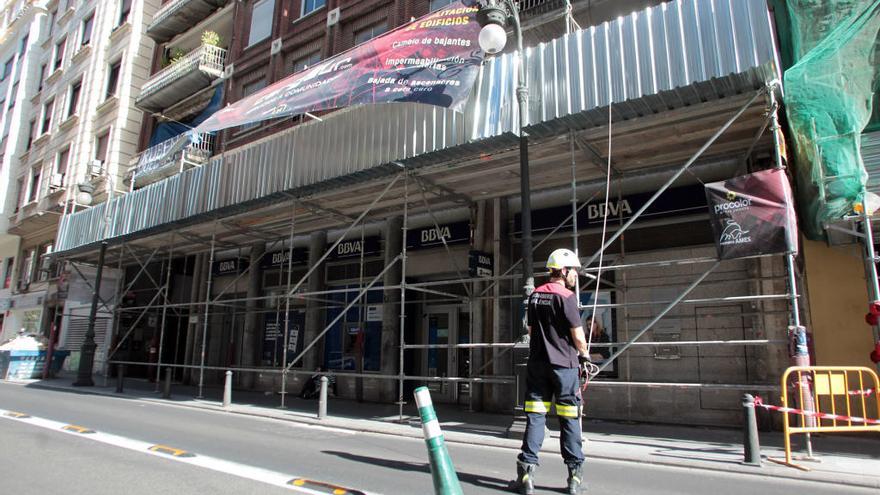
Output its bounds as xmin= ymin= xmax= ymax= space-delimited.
xmin=0 ymin=0 xmax=157 ymax=373
xmin=49 ymin=0 xmax=869 ymax=427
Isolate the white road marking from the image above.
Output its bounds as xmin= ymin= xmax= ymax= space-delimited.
xmin=0 ymin=409 xmax=378 ymax=495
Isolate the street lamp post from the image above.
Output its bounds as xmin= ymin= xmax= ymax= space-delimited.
xmin=477 ymin=0 xmax=534 ymax=309
xmin=478 ymin=0 xmax=533 ymax=437
xmin=73 ymin=180 xmax=113 ymax=386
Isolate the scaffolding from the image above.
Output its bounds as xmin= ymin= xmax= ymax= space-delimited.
xmin=52 ymin=81 xmax=807 ymax=425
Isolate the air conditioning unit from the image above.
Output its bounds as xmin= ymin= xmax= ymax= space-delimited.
xmin=88 ymin=159 xmax=104 ymax=177
xmin=327 ymin=7 xmax=340 ymax=27
xmin=270 ymin=38 xmax=282 ymax=56
xmin=222 ymin=63 xmax=234 ymax=79
xmin=48 ymin=173 xmax=64 ymax=189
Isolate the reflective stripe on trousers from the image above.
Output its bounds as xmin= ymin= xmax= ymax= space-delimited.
xmin=518 ymin=362 xmax=584 ymax=466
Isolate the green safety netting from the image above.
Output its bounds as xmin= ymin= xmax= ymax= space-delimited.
xmin=780 ymin=0 xmax=880 ymax=239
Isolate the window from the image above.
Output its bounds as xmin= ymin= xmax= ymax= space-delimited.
xmin=8 ymin=82 xmax=17 ymax=111
xmin=47 ymin=10 xmax=57 ymax=38
xmin=354 ymin=21 xmax=388 ymax=45
xmin=14 ymin=178 xmax=23 ymax=212
xmin=238 ymin=78 xmax=266 ymax=132
xmin=28 ymin=166 xmax=41 ymax=202
xmin=41 ymin=99 xmax=54 ymax=134
xmin=19 ymin=248 xmax=35 ymax=287
xmin=95 ymin=130 xmax=110 ymax=163
xmin=291 ymin=51 xmax=321 ymax=74
xmin=37 ymin=244 xmax=53 ymax=282
xmin=117 ymin=0 xmax=132 ymax=27
xmin=429 ymin=0 xmax=455 ymax=11
xmin=3 ymin=257 xmax=13 ymax=289
xmin=57 ymin=146 xmax=70 ymax=177
xmin=2 ymin=58 xmax=13 ymax=80
xmin=18 ymin=249 xmax=37 ymax=288
xmin=106 ymin=60 xmax=121 ymax=99
xmin=301 ymin=0 xmax=325 ymax=16
xmin=37 ymin=64 xmax=46 ymax=92
xmin=25 ymin=119 xmax=35 ymax=150
xmin=53 ymin=38 xmax=65 ymax=71
xmin=67 ymin=81 xmax=81 ymax=118
xmin=247 ymin=0 xmax=274 ymax=46
xmin=19 ymin=34 xmax=28 ymax=55
xmin=81 ymin=14 xmax=94 ymax=46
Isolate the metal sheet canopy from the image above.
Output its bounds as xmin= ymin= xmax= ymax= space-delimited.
xmin=55 ymin=0 xmax=778 ymax=255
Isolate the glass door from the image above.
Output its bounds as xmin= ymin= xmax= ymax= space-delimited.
xmin=422 ymin=306 xmax=459 ymax=403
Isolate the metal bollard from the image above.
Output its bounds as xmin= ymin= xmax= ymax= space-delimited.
xmin=318 ymin=376 xmax=328 ymax=419
xmin=223 ymin=370 xmax=233 ymax=408
xmin=115 ymin=364 xmax=125 ymax=393
xmin=742 ymin=393 xmax=762 ymax=466
xmin=162 ymin=367 xmax=172 ymax=399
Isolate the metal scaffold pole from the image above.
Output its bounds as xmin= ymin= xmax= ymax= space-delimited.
xmin=198 ymin=228 xmax=217 ymax=399
xmin=155 ymin=233 xmax=175 ymax=389
xmin=581 ymin=88 xmax=767 ymax=270
xmin=769 ymin=86 xmax=815 ymax=458
xmin=280 ymin=199 xmax=297 ymax=408
xmin=398 ymin=170 xmax=409 ymax=422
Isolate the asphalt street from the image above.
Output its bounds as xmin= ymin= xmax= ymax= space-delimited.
xmin=0 ymin=381 xmax=875 ymax=495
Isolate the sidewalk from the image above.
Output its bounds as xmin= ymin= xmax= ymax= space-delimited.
xmin=17 ymin=373 xmax=880 ymax=490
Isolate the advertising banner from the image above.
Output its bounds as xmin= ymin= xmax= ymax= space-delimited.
xmin=194 ymin=1 xmax=483 ymax=134
xmin=705 ymin=169 xmax=798 ymax=260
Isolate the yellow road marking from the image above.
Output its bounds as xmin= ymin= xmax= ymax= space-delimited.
xmin=286 ymin=478 xmax=366 ymax=495
xmin=148 ymin=444 xmax=195 ymax=458
xmin=62 ymin=425 xmax=96 ymax=434
xmin=4 ymin=411 xmax=30 ymax=418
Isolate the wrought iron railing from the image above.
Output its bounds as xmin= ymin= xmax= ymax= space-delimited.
xmin=515 ymin=0 xmax=565 ymax=14
xmin=138 ymin=44 xmax=226 ymax=101
xmin=134 ymin=132 xmax=216 ymax=180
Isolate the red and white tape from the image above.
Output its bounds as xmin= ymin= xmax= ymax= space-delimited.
xmin=847 ymin=388 xmax=875 ymax=397
xmin=753 ymin=396 xmax=880 ymax=426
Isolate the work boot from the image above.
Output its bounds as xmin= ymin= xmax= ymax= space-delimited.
xmin=566 ymin=463 xmax=584 ymax=494
xmin=515 ymin=460 xmax=536 ymax=495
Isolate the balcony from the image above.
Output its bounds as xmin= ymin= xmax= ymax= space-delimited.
xmin=130 ymin=132 xmax=216 ymax=188
xmin=147 ymin=0 xmax=230 ymax=43
xmin=136 ymin=44 xmax=226 ymax=114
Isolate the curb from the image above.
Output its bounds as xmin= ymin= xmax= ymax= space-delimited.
xmin=19 ymin=381 xmax=880 ymax=491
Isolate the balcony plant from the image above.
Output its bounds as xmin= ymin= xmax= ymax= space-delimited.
xmin=201 ymin=30 xmax=222 ymax=48
xmin=163 ymin=47 xmax=187 ymax=67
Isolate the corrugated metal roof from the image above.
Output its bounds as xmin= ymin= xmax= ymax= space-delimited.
xmin=863 ymin=131 xmax=880 ymax=196
xmin=56 ymin=0 xmax=779 ymax=254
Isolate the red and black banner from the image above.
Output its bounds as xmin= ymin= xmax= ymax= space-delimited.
xmin=705 ymin=169 xmax=798 ymax=260
xmin=195 ymin=1 xmax=484 ymax=134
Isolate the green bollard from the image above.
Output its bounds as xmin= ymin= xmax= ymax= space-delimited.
xmin=414 ymin=386 xmax=463 ymax=495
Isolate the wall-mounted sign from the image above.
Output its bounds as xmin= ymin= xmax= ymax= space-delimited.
xmin=407 ymin=221 xmax=470 ymax=250
xmin=515 ymin=184 xmax=707 ymax=234
xmin=329 ymin=236 xmax=381 ymax=260
xmin=366 ymin=305 xmax=383 ymax=322
xmin=212 ymin=258 xmax=249 ymax=276
xmin=260 ymin=248 xmax=308 ymax=269
xmin=468 ymin=250 xmax=493 ymax=277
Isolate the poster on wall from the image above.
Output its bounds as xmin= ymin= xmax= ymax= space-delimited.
xmin=705 ymin=169 xmax=798 ymax=260
xmin=262 ymin=311 xmax=305 ymax=367
xmin=194 ymin=1 xmax=484 ymax=134
xmin=579 ymin=291 xmax=617 ymax=378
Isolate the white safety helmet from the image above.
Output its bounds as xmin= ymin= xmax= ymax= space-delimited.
xmin=546 ymin=248 xmax=582 ymax=270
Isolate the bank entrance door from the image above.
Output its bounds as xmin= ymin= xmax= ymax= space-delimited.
xmin=422 ymin=306 xmax=469 ymax=404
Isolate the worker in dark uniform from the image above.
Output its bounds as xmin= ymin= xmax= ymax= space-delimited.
xmin=515 ymin=248 xmax=590 ymax=495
